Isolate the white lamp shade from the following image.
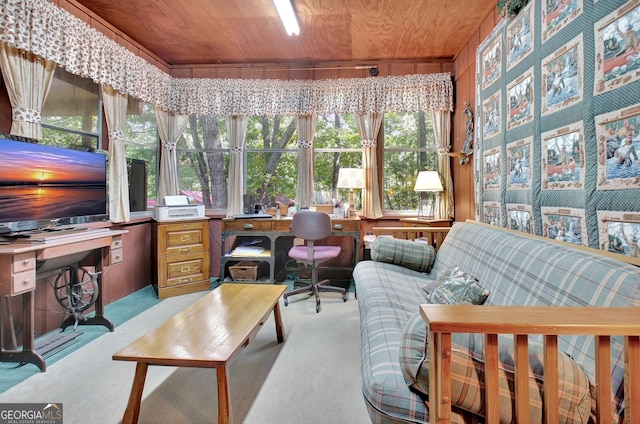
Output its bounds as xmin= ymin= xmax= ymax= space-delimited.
xmin=414 ymin=171 xmax=443 ymax=192
xmin=337 ymin=168 xmax=364 ymax=189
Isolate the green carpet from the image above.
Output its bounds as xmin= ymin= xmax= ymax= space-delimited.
xmin=0 ymin=284 xmax=165 ymax=394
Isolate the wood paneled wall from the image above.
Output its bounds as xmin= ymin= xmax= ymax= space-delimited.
xmin=452 ymin=8 xmax=502 ymax=222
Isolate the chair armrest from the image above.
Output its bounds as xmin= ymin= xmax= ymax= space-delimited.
xmin=420 ymin=304 xmax=640 ymax=424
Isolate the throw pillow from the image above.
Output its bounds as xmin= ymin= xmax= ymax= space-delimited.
xmin=371 ymin=236 xmax=435 ymax=273
xmin=399 ymin=314 xmax=596 ymax=424
xmin=427 ymin=266 xmax=489 ymax=305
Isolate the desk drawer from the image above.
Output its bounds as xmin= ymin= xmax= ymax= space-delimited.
xmin=13 ymin=252 xmax=36 ymax=273
xmin=12 ymin=270 xmax=36 ymax=294
xmin=332 ymin=220 xmax=359 ymax=232
xmin=111 ymin=236 xmax=123 ymax=250
xmin=224 ymin=220 xmax=274 ymax=231
xmin=110 ymin=248 xmax=124 ymax=264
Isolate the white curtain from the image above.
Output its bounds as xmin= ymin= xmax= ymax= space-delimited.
xmin=295 ymin=115 xmax=317 ymax=208
xmin=431 ymin=110 xmax=454 ymax=219
xmin=154 ymin=107 xmax=189 ymax=204
xmin=226 ymin=115 xmax=248 ymax=217
xmin=0 ymin=42 xmax=55 ymax=139
xmin=102 ymin=85 xmax=130 ymax=223
xmin=356 ymin=113 xmax=384 ymax=219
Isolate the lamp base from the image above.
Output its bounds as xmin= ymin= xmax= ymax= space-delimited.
xmin=417 ymin=199 xmax=434 ymax=219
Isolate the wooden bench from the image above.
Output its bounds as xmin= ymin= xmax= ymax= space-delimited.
xmin=113 ymin=283 xmax=286 ymax=424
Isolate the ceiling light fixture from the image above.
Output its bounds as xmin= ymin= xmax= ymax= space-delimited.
xmin=273 ymin=0 xmax=300 ymax=36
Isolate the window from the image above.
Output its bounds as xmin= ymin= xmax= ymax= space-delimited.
xmin=382 ymin=112 xmax=437 ymax=212
xmin=178 ymin=115 xmax=229 ymax=208
xmin=125 ymin=101 xmax=158 ymax=210
xmin=245 ymin=115 xmax=298 ymax=207
xmin=176 ymin=111 xmax=436 ymax=215
xmin=314 ymin=113 xmax=362 ymax=206
xmin=41 ymin=67 xmax=101 ymax=150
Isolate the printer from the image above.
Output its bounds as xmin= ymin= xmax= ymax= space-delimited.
xmin=155 ymin=195 xmax=205 ymax=221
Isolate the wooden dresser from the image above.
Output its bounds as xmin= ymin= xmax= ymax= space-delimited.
xmin=152 ymin=218 xmax=211 ymax=298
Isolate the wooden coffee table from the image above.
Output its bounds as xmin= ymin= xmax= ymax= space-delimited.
xmin=113 ymin=283 xmax=286 ymax=424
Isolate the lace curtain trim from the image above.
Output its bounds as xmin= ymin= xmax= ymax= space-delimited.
xmin=0 ymin=0 xmax=453 ymax=116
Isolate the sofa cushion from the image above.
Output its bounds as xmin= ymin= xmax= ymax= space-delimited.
xmin=426 ymin=266 xmax=489 ymax=305
xmin=371 ymin=236 xmax=435 ymax=273
xmin=399 ymin=313 xmax=596 ymax=423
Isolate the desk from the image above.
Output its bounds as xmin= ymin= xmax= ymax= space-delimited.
xmin=399 ymin=217 xmax=452 ymax=227
xmin=221 ymin=216 xmax=361 ymax=283
xmin=0 ymin=228 xmax=126 ymax=371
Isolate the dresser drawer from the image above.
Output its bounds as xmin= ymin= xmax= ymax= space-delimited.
xmin=159 ymin=252 xmax=209 ymax=288
xmin=12 ymin=270 xmax=36 ymax=294
xmin=157 ymin=221 xmax=209 ymax=254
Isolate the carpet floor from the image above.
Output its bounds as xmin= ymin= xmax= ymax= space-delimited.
xmin=0 ymin=282 xmax=370 ymax=424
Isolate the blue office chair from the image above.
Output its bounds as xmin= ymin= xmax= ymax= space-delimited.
xmin=283 ymin=211 xmax=347 ymax=313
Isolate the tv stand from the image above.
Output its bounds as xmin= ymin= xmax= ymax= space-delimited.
xmin=0 ymin=228 xmax=126 ymax=371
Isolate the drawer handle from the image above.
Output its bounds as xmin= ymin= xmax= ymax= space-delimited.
xmin=333 ymin=224 xmax=343 ymax=230
xmin=22 ymin=279 xmax=30 ymax=285
xmin=114 ymin=254 xmax=122 ymax=260
xmin=181 ymin=277 xmax=193 ymax=284
xmin=22 ymin=259 xmax=30 ymax=265
xmin=180 ymin=247 xmax=192 ymax=253
xmin=113 ymin=241 xmax=122 ymax=247
xmin=243 ymin=224 xmax=254 ymax=230
xmin=180 ymin=266 xmax=191 ymax=273
xmin=181 ymin=235 xmax=190 ymax=242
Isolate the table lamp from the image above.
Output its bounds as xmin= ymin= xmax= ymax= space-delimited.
xmin=337 ymin=168 xmax=364 ymax=212
xmin=413 ymin=170 xmax=443 ymax=219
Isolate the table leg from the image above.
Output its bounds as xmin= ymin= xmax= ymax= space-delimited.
xmin=273 ymin=301 xmax=285 ymax=343
xmin=217 ymin=364 xmax=232 ymax=424
xmin=122 ymin=362 xmax=149 ymax=424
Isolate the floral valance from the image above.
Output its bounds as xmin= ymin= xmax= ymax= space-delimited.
xmin=0 ymin=0 xmax=453 ymax=115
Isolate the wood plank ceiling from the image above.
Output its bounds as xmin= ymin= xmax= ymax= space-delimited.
xmin=74 ymin=0 xmax=496 ymax=67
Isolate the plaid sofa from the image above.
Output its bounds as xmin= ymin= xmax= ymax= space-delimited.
xmin=354 ymin=221 xmax=640 ymax=423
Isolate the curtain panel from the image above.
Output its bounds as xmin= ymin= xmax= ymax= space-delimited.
xmin=295 ymin=115 xmax=317 ymax=208
xmin=0 ymin=42 xmax=55 ymax=139
xmin=102 ymin=85 xmax=130 ymax=223
xmin=356 ymin=113 xmax=385 ymax=219
xmin=226 ymin=115 xmax=248 ymax=217
xmin=155 ymin=107 xmax=189 ymax=203
xmin=432 ymin=111 xmax=454 ymax=219
xmin=0 ymin=0 xmax=453 ymax=116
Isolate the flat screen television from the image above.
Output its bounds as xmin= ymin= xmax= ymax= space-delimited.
xmin=0 ymin=135 xmax=108 ymax=234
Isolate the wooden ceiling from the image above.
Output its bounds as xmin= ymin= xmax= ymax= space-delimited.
xmin=74 ymin=0 xmax=496 ymax=67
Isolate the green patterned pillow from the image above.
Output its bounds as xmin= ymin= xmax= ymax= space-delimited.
xmin=428 ymin=266 xmax=489 ymax=305
xmin=371 ymin=236 xmax=435 ymax=273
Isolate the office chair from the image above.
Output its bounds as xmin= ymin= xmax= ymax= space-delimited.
xmin=283 ymin=211 xmax=347 ymax=313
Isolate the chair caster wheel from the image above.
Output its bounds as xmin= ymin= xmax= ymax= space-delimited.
xmin=342 ymin=294 xmax=347 ymax=302
xmin=284 ymin=298 xmax=288 ymax=307
xmin=316 ymin=304 xmax=320 ymax=313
